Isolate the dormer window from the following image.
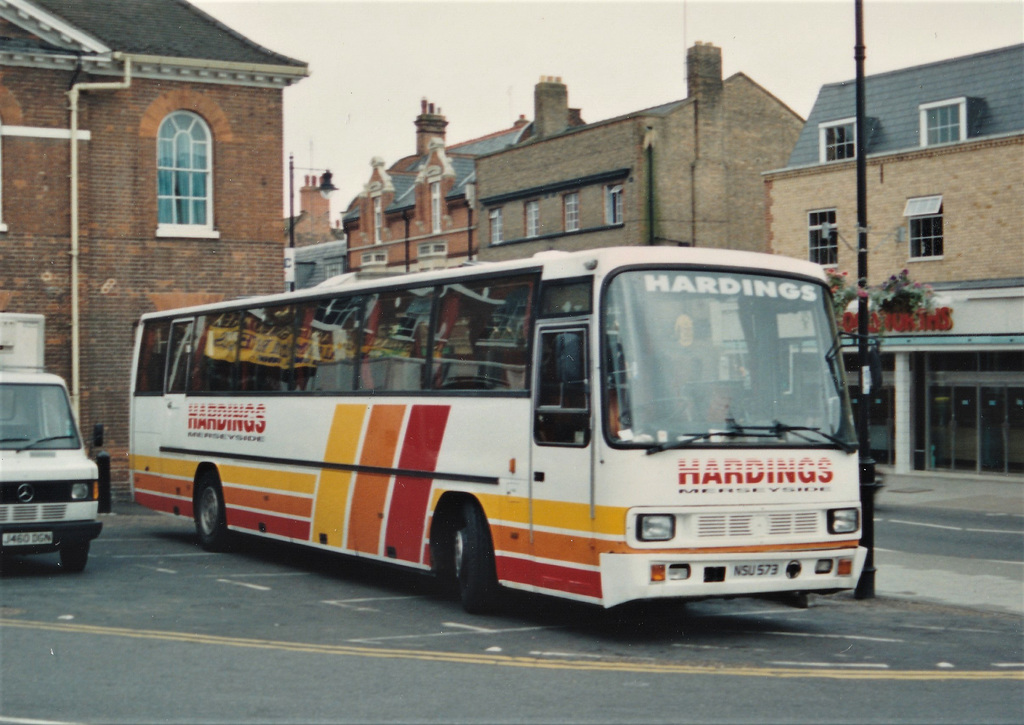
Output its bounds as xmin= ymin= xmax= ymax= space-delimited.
xmin=920 ymin=98 xmax=967 ymax=146
xmin=819 ymin=118 xmax=856 ymax=163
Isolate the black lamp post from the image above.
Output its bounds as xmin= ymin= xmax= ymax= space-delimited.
xmin=853 ymin=0 xmax=878 ymax=600
xmin=287 ymin=152 xmax=338 ymax=291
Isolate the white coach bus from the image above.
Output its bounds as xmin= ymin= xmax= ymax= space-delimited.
xmin=130 ymin=247 xmax=865 ymax=611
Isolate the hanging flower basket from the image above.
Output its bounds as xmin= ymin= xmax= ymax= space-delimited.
xmin=870 ymin=269 xmax=935 ymax=316
xmin=825 ymin=268 xmax=857 ymax=321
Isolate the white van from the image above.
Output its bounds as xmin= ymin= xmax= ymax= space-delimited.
xmin=0 ymin=313 xmax=102 ymax=571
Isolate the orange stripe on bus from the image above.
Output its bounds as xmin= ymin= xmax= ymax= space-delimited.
xmin=133 ymin=471 xmax=192 ymax=500
xmin=223 ymin=486 xmax=312 ymax=518
xmin=314 ymin=404 xmax=367 ymax=547
xmin=346 ymin=404 xmax=405 ymax=554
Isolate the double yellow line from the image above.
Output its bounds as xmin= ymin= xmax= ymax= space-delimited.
xmin=3 ymin=618 xmax=1021 ymax=681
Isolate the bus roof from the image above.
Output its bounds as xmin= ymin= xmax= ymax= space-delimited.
xmin=138 ymin=247 xmax=827 ymax=321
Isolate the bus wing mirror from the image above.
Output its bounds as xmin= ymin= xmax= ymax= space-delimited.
xmin=93 ymin=422 xmax=104 ymax=448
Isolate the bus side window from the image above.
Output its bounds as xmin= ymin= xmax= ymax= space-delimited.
xmin=190 ymin=314 xmax=239 ymax=393
xmin=166 ymin=319 xmax=194 ymax=394
xmin=535 ymin=328 xmax=591 ymax=446
xmin=432 ymin=275 xmax=534 ymax=391
xmin=135 ymin=320 xmax=171 ymax=394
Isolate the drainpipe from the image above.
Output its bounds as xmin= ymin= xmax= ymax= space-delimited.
xmin=66 ymin=53 xmax=132 ymax=419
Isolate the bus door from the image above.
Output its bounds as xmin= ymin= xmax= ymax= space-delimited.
xmin=531 ymin=324 xmax=596 ymax=595
xmin=163 ymin=317 xmax=195 ymax=454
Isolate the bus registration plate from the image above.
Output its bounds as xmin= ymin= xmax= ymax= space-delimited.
xmin=733 ymin=563 xmax=779 ymax=577
xmin=3 ymin=531 xmax=53 ymax=546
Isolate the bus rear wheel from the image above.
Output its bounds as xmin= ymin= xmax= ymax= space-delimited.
xmin=194 ymin=471 xmax=229 ymax=551
xmin=453 ymin=500 xmax=499 ymax=614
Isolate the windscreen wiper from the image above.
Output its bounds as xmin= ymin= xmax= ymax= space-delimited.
xmin=770 ymin=420 xmax=857 ymax=454
xmin=16 ymin=434 xmax=75 ymax=453
xmin=645 ymin=427 xmax=781 ymax=455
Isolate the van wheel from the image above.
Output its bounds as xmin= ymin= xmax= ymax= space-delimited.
xmin=454 ymin=501 xmax=499 ymax=614
xmin=194 ymin=471 xmax=229 ymax=551
xmin=59 ymin=542 xmax=89 ymax=573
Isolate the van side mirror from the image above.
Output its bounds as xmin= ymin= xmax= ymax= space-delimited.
xmin=93 ymin=422 xmax=104 ymax=448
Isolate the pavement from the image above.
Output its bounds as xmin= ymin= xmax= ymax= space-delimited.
xmin=868 ymin=467 xmax=1024 ymax=616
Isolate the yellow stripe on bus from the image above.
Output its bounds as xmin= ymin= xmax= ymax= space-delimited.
xmin=219 ymin=464 xmax=317 ymax=494
xmin=313 ymin=404 xmax=368 ymax=547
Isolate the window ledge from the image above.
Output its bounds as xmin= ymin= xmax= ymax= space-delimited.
xmin=156 ymin=224 xmax=221 ymax=240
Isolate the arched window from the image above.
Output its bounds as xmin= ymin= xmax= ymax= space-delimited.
xmin=157 ymin=111 xmax=217 ymax=238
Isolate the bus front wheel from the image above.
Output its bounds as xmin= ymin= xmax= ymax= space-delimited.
xmin=454 ymin=501 xmax=499 ymax=614
xmin=194 ymin=471 xmax=229 ymax=551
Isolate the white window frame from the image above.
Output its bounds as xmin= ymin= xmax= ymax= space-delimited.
xmin=489 ymin=207 xmax=503 ymax=245
xmin=920 ymin=98 xmax=967 ymax=147
xmin=807 ymin=208 xmax=838 ymax=267
xmin=0 ymin=121 xmax=6 ymax=233
xmin=818 ymin=118 xmax=857 ymax=163
xmin=430 ymin=180 xmax=442 ymax=234
xmin=526 ymin=200 xmax=540 ymax=238
xmin=564 ymin=192 xmax=580 ymax=232
xmin=372 ymin=196 xmax=383 ymax=244
xmin=418 ymin=241 xmax=447 ymax=257
xmin=605 ymin=184 xmax=623 ymax=225
xmin=904 ymin=195 xmax=944 ymax=259
xmin=361 ymin=250 xmax=388 ymax=267
xmin=156 ymin=111 xmax=219 ymax=239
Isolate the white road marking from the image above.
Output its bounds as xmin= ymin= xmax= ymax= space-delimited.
xmin=769 ymin=661 xmax=890 ymax=669
xmin=217 ymin=578 xmax=271 ymax=592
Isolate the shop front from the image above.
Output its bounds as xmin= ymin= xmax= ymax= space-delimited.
xmin=843 ymin=281 xmax=1024 ymax=478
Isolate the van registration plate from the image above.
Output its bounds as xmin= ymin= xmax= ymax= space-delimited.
xmin=733 ymin=563 xmax=779 ymax=577
xmin=3 ymin=531 xmax=53 ymax=546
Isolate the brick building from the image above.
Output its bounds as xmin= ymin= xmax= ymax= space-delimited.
xmin=765 ymin=44 xmax=1024 ymax=478
xmin=342 ymin=99 xmax=527 ymax=275
xmin=288 ymin=172 xmax=347 ymax=289
xmin=475 ymin=42 xmax=803 ymax=260
xmin=0 ymin=0 xmax=307 ymax=494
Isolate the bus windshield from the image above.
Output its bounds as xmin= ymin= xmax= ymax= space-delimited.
xmin=603 ymin=269 xmax=855 ymax=451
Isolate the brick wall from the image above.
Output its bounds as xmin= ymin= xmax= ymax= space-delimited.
xmin=766 ymin=136 xmax=1024 ymax=284
xmin=0 ymin=65 xmax=287 ymax=496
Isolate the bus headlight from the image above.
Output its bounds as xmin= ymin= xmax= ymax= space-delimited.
xmin=637 ymin=514 xmax=675 ymax=541
xmin=828 ymin=508 xmax=860 ymax=534
xmin=71 ymin=482 xmax=92 ymax=500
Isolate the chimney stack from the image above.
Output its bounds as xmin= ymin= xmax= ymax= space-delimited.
xmin=415 ymin=97 xmax=448 ymax=156
xmin=686 ymin=42 xmax=723 ymax=102
xmin=533 ymin=76 xmax=569 ymax=139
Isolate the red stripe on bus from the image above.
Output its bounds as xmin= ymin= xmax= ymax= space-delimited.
xmin=346 ymin=405 xmax=405 ymax=554
xmin=228 ymin=507 xmax=311 ymax=540
xmin=134 ymin=489 xmax=192 ymax=517
xmin=496 ymin=555 xmax=603 ymax=600
xmin=384 ymin=405 xmax=451 ymax=563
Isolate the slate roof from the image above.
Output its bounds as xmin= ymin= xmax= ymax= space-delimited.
xmin=786 ymin=44 xmax=1024 ymax=168
xmin=24 ymin=0 xmax=305 ymax=68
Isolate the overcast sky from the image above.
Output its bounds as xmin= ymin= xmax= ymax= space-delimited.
xmin=192 ymin=0 xmax=1023 ymax=216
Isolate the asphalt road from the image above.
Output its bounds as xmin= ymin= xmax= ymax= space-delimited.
xmin=1 ymin=501 xmax=1022 ymax=724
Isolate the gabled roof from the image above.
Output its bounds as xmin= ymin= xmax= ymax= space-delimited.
xmin=0 ymin=0 xmax=306 ymax=84
xmin=344 ymin=123 xmax=525 ymax=222
xmin=786 ymin=44 xmax=1024 ymax=168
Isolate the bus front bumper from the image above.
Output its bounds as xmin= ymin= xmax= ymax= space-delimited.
xmin=599 ymin=545 xmax=867 ymax=608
